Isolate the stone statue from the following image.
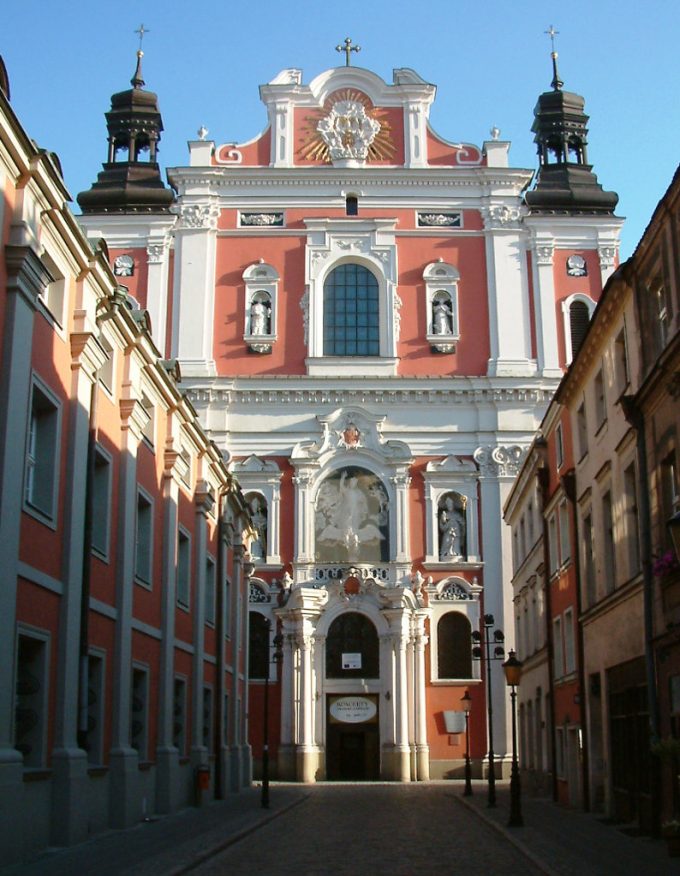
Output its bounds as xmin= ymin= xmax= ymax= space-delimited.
xmin=432 ymin=298 xmax=453 ymax=335
xmin=248 ymin=495 xmax=267 ymax=559
xmin=250 ymin=299 xmax=271 ymax=336
xmin=438 ymin=495 xmax=465 ymax=560
xmin=316 ymin=469 xmax=386 ymax=563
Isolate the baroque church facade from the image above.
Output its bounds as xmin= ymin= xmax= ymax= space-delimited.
xmin=78 ymin=47 xmax=622 ymax=782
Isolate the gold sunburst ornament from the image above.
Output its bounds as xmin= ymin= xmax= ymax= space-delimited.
xmin=299 ymin=89 xmax=395 ymax=166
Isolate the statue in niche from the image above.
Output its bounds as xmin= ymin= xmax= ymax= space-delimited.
xmin=432 ymin=296 xmax=453 ymax=335
xmin=316 ymin=467 xmax=388 ymax=564
xmin=438 ymin=493 xmax=467 ymax=561
xmin=247 ymin=494 xmax=268 ymax=560
xmin=250 ymin=297 xmax=271 ymax=335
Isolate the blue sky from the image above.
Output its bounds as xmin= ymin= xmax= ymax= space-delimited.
xmin=3 ymin=0 xmax=679 ymax=257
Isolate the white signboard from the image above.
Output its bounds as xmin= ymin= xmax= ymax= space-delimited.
xmin=342 ymin=652 xmax=362 ymax=670
xmin=329 ymin=696 xmax=377 ymax=724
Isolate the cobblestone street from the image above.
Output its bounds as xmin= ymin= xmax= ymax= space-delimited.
xmin=189 ymin=785 xmax=544 ymax=876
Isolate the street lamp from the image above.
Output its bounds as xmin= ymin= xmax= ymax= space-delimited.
xmin=461 ymin=689 xmax=473 ymax=796
xmin=472 ymin=613 xmax=505 ymax=807
xmin=261 ymin=620 xmax=283 ymax=809
xmin=503 ymin=649 xmax=523 ymax=827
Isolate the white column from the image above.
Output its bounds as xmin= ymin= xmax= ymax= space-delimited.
xmin=50 ymin=330 xmax=106 ymax=847
xmin=172 ymin=201 xmax=219 ymax=377
xmin=474 ymin=445 xmax=524 ymax=764
xmin=109 ymin=394 xmax=148 ymax=828
xmin=403 ymin=102 xmax=427 ymax=169
xmin=528 ymin=237 xmax=562 ymax=378
xmin=598 ymin=244 xmax=618 ymax=286
xmin=297 ymin=633 xmax=316 ymax=781
xmin=277 ymin=628 xmax=296 ymax=780
xmin=156 ymin=454 xmax=180 ymax=813
xmin=270 ymin=101 xmax=294 ymax=168
xmin=293 ymin=471 xmax=314 ymax=567
xmin=0 ymin=246 xmax=48 ymax=864
xmin=383 ymin=610 xmax=411 ymax=781
xmin=145 ymin=238 xmax=171 ymax=357
xmin=190 ymin=485 xmax=212 ymax=779
xmin=229 ymin=543 xmax=245 ymax=791
xmin=483 ymin=208 xmax=535 ymax=377
xmin=391 ymin=473 xmax=412 ymax=564
xmin=414 ymin=611 xmax=430 ymax=780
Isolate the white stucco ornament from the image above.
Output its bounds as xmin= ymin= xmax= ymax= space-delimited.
xmin=317 ymin=100 xmax=381 ymax=166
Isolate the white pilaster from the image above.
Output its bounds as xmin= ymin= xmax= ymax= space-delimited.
xmin=173 ymin=201 xmax=219 ymax=376
xmin=145 ymin=238 xmax=171 ymax=357
xmin=528 ymin=236 xmax=562 ymax=377
xmin=483 ymin=208 xmax=535 ymax=377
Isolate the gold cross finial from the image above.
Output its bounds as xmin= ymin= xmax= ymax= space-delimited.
xmin=544 ymin=25 xmax=559 ymax=53
xmin=135 ymin=24 xmax=149 ymax=52
xmin=336 ymin=37 xmax=361 ymax=67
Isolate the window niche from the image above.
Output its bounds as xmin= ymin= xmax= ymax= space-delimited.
xmin=423 ymin=456 xmax=480 ymax=567
xmin=423 ymin=261 xmax=460 ymax=353
xmin=243 ymin=261 xmax=278 ymax=353
xmin=232 ymin=456 xmax=282 ymax=568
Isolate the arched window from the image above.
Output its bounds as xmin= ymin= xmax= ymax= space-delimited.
xmin=326 ymin=612 xmax=379 ymax=678
xmin=323 ymin=264 xmax=379 ymax=356
xmin=437 ymin=612 xmax=472 ymax=679
xmin=569 ymin=300 xmax=591 ymax=358
xmin=248 ymin=613 xmax=270 ymax=679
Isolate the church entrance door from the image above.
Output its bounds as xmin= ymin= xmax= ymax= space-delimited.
xmin=326 ymin=695 xmax=380 ymax=780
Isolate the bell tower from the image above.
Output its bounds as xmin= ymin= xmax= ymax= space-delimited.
xmin=525 ymin=31 xmax=618 ymax=214
xmin=77 ymin=50 xmax=174 ymax=213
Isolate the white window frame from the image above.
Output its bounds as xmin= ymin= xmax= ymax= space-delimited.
xmin=561 ymin=293 xmax=595 ymax=364
xmin=92 ymin=445 xmax=113 ymax=561
xmin=423 ymin=261 xmax=460 ymax=353
xmin=553 ymin=616 xmax=563 ymax=679
xmin=243 ymin=261 xmax=279 ymax=354
xmin=86 ymin=648 xmax=106 ymax=765
xmin=130 ymin=663 xmax=150 ymax=761
xmin=205 ymin=554 xmax=216 ymax=627
xmin=134 ymin=488 xmax=154 ymax=588
xmin=427 ymin=577 xmax=482 ymax=684
xmin=304 ymin=218 xmax=399 ymax=376
xmin=14 ymin=625 xmax=50 ymax=768
xmin=231 ymin=456 xmax=282 ymax=567
xmin=24 ymin=375 xmax=61 ymax=528
xmin=173 ymin=675 xmax=188 ymax=756
xmin=563 ymin=608 xmax=575 ymax=674
xmin=422 ymin=457 xmax=480 ymax=567
xmin=177 ymin=527 xmax=192 ymax=610
xmin=39 ymin=250 xmax=67 ymax=328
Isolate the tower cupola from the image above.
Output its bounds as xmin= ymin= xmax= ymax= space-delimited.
xmin=77 ymin=51 xmax=174 ymax=213
xmin=525 ymin=39 xmax=618 ymax=215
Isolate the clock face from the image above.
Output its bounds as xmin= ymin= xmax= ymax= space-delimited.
xmin=113 ymin=255 xmax=134 ymax=277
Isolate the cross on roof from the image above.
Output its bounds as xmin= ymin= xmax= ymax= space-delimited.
xmin=544 ymin=25 xmax=559 ymax=53
xmin=336 ymin=37 xmax=361 ymax=67
xmin=135 ymin=24 xmax=149 ymax=52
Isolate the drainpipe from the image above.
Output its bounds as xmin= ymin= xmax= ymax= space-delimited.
xmin=536 ymin=438 xmax=559 ymax=802
xmin=620 ymin=394 xmax=660 ymax=832
xmin=562 ymin=468 xmax=590 ymax=811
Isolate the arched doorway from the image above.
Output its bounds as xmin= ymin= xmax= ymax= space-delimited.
xmin=325 ymin=612 xmax=381 ymax=780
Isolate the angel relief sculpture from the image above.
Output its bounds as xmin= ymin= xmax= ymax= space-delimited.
xmin=315 ymin=468 xmax=389 ymax=563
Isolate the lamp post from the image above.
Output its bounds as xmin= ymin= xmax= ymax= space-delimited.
xmin=503 ymin=649 xmax=523 ymax=827
xmin=472 ymin=613 xmax=505 ymax=807
xmin=461 ymin=689 xmax=473 ymax=796
xmin=261 ymin=620 xmax=283 ymax=809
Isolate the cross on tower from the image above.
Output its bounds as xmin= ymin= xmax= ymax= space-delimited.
xmin=544 ymin=25 xmax=559 ymax=53
xmin=135 ymin=23 xmax=150 ymax=52
xmin=336 ymin=37 xmax=361 ymax=67
xmin=544 ymin=25 xmax=563 ymax=91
